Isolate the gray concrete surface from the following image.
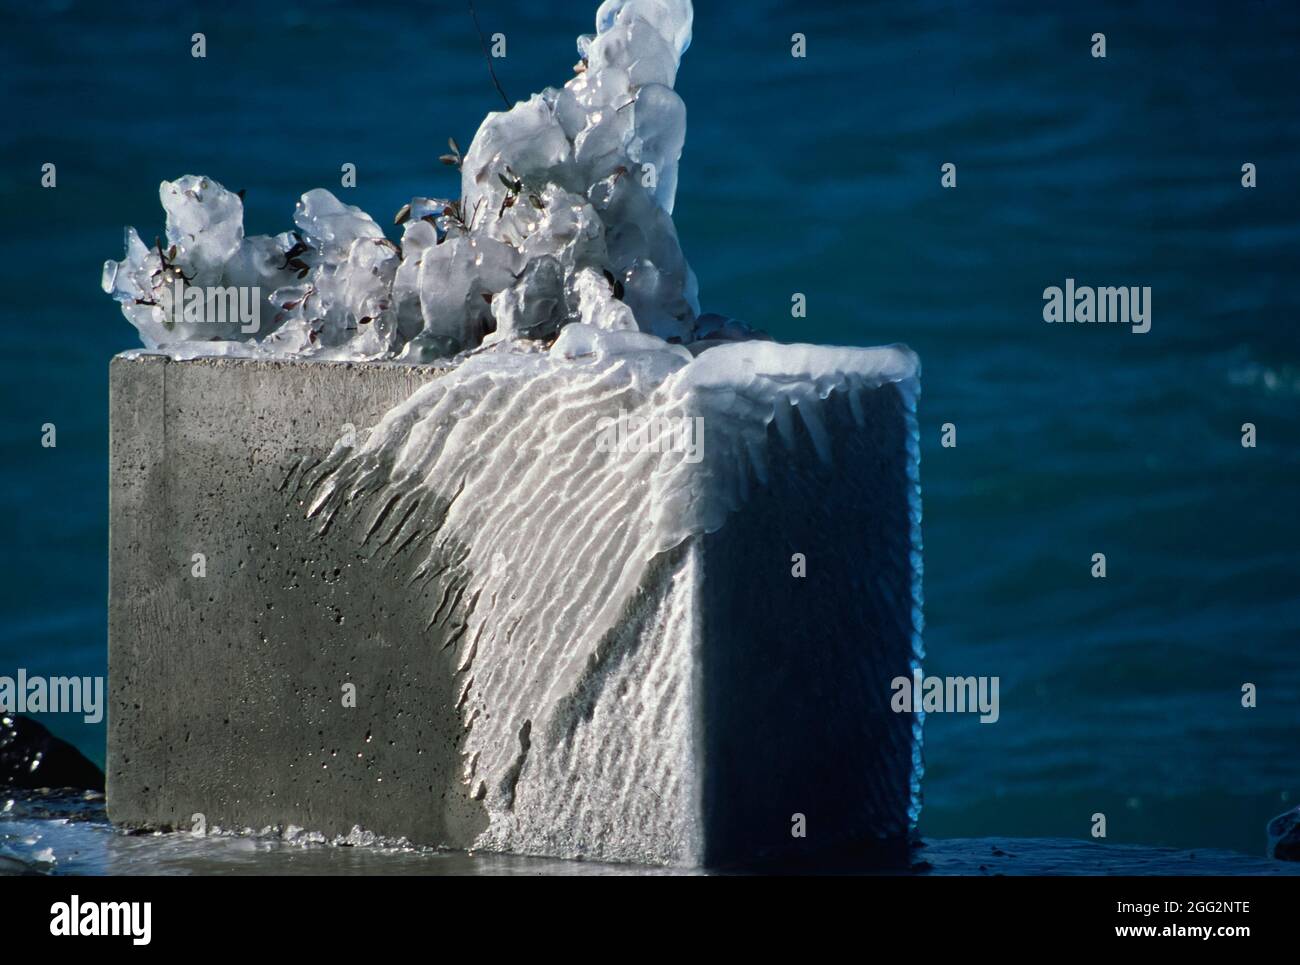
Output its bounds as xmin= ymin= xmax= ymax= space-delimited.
xmin=108 ymin=352 xmax=921 ymax=867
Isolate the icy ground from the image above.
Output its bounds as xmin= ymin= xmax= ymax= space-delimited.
xmin=6 ymin=790 xmax=1296 ymax=876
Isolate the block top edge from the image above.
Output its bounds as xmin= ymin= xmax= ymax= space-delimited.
xmin=110 ymin=341 xmax=919 ymax=388
xmin=110 ymin=350 xmax=452 ymax=376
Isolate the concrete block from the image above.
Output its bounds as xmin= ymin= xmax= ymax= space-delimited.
xmin=107 ymin=352 xmax=922 ymax=867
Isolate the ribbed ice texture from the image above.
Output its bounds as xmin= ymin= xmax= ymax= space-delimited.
xmin=102 ymin=0 xmax=703 ymax=359
xmin=299 ymin=326 xmax=918 ymax=857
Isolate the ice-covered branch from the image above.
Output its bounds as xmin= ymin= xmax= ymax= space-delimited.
xmin=103 ymin=0 xmax=732 ymax=362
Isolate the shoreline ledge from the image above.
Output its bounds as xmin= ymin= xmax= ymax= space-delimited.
xmin=107 ymin=346 xmax=922 ymax=868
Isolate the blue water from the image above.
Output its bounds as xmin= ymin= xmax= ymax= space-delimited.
xmin=1 ymin=0 xmax=1297 ymax=859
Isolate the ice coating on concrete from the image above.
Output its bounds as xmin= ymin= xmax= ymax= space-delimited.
xmin=301 ymin=325 xmax=919 ymax=858
xmin=102 ymin=0 xmax=925 ymax=863
xmin=102 ymin=0 xmax=703 ymax=359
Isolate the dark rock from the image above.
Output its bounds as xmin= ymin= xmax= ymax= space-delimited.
xmin=0 ymin=714 xmax=104 ymax=791
xmin=1267 ymin=807 xmax=1300 ymax=861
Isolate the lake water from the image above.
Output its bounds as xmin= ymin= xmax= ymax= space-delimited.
xmin=1 ymin=0 xmax=1297 ymax=864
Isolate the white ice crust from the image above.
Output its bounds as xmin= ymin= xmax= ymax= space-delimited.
xmin=305 ymin=330 xmax=918 ymax=858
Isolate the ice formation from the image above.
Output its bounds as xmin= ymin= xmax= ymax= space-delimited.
xmin=104 ymin=0 xmax=924 ymax=863
xmin=103 ymin=0 xmax=714 ymax=360
xmin=302 ymin=331 xmax=919 ymax=859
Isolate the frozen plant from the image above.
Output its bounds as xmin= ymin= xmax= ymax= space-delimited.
xmin=102 ymin=0 xmax=751 ymax=362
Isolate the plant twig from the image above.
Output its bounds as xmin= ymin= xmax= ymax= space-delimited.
xmin=468 ymin=1 xmax=510 ymax=109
